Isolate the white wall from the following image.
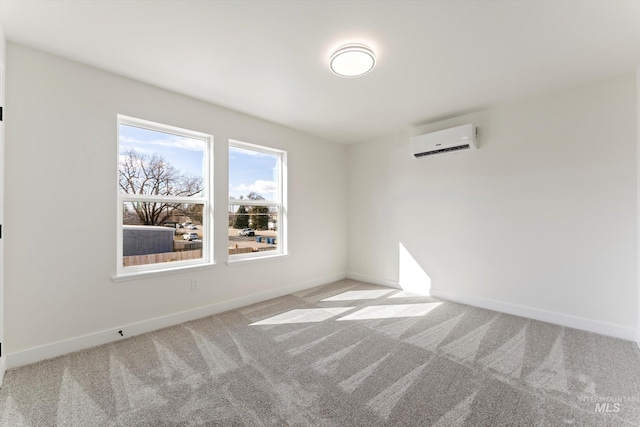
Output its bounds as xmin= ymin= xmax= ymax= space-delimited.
xmin=0 ymin=17 xmax=6 ymax=383
xmin=637 ymin=65 xmax=640 ymax=346
xmin=348 ymin=74 xmax=637 ymax=339
xmin=4 ymin=43 xmax=347 ymax=365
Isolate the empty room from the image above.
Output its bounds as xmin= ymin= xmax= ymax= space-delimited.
xmin=1 ymin=1 xmax=640 ymax=425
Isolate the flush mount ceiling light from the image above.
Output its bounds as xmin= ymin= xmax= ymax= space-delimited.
xmin=329 ymin=43 xmax=376 ymax=77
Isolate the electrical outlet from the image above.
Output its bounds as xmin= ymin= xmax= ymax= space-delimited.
xmin=191 ymin=278 xmax=200 ymax=290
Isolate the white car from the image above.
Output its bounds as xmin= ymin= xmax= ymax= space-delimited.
xmin=183 ymin=232 xmax=199 ymax=241
xmin=238 ymin=228 xmax=255 ymax=236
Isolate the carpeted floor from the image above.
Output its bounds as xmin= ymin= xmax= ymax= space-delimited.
xmin=1 ymin=279 xmax=640 ymax=426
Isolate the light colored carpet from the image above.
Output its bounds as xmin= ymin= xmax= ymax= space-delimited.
xmin=1 ymin=279 xmax=640 ymax=426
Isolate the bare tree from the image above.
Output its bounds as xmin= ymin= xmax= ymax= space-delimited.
xmin=119 ymin=149 xmax=203 ymax=225
xmin=246 ymin=192 xmax=264 ymax=201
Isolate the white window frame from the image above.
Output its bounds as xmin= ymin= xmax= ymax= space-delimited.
xmin=228 ymin=140 xmax=287 ymax=262
xmin=116 ymin=115 xmax=214 ymax=279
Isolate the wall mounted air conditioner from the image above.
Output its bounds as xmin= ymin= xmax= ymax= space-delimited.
xmin=410 ymin=124 xmax=478 ymax=158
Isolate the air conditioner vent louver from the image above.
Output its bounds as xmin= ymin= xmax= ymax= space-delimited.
xmin=410 ymin=124 xmax=477 ymax=158
xmin=414 ymin=144 xmax=471 ymax=157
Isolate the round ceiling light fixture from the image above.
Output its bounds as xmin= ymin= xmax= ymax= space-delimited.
xmin=329 ymin=43 xmax=376 ymax=78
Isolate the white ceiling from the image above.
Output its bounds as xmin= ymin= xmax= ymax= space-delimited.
xmin=2 ymin=1 xmax=640 ymax=144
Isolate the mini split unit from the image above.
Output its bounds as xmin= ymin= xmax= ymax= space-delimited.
xmin=410 ymin=124 xmax=478 ymax=158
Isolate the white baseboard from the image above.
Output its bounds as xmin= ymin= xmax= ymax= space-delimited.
xmin=430 ymin=288 xmax=636 ymax=341
xmin=347 ymin=272 xmax=636 ymax=341
xmin=346 ymin=272 xmax=402 ymax=290
xmin=7 ymin=272 xmax=347 ymax=370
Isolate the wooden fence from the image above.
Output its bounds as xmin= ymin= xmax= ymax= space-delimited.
xmin=174 ymin=241 xmax=203 ymax=252
xmin=123 ymin=249 xmax=202 ymax=267
xmin=124 ymin=246 xmax=260 ymax=266
xmin=229 ymin=247 xmax=254 ymax=255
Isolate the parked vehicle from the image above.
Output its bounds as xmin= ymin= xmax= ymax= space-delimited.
xmin=189 ymin=225 xmax=198 ymax=230
xmin=238 ymin=228 xmax=255 ymax=236
xmin=183 ymin=232 xmax=199 ymax=241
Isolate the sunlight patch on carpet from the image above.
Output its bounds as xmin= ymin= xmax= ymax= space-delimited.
xmin=336 ymin=303 xmax=441 ymax=321
xmin=250 ymin=307 xmax=354 ymax=325
xmin=322 ymin=289 xmax=395 ymax=301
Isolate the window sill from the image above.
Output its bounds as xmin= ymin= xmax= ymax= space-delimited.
xmin=225 ymin=253 xmax=289 ymax=266
xmin=112 ymin=262 xmax=216 ymax=282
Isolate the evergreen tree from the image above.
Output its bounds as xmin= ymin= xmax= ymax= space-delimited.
xmin=250 ymin=205 xmax=269 ymax=230
xmin=245 ymin=192 xmax=268 ymax=230
xmin=233 ymin=205 xmax=249 ymax=229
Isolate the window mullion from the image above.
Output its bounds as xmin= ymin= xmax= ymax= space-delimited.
xmin=122 ymin=194 xmax=206 ymax=204
xmin=228 ymin=199 xmax=279 ymax=207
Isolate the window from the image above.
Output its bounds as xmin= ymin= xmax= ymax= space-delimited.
xmin=228 ymin=140 xmax=286 ymax=260
xmin=117 ymin=115 xmax=213 ymax=276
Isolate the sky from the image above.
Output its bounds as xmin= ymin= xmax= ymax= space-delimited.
xmin=119 ymin=124 xmax=278 ymax=200
xmin=229 ymin=146 xmax=278 ymax=201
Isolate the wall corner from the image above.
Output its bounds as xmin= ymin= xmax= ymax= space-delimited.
xmin=636 ymin=64 xmax=640 ymax=348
